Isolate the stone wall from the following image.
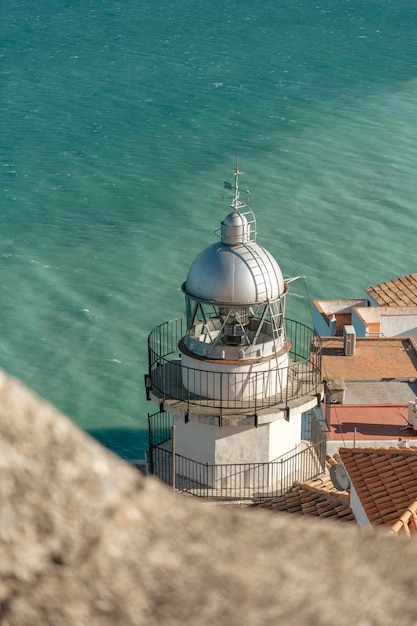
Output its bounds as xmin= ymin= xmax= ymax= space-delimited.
xmin=1 ymin=369 xmax=416 ymax=625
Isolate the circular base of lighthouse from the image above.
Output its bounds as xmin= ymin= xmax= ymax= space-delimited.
xmin=179 ymin=341 xmax=289 ymax=403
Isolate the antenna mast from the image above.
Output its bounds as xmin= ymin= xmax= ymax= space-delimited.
xmin=222 ymin=157 xmax=251 ymax=212
xmin=232 ymin=156 xmax=243 ymax=210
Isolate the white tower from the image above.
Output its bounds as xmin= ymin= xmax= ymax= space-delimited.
xmin=145 ymin=168 xmax=323 ymax=496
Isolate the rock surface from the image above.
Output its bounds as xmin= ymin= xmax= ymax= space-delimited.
xmin=1 ymin=369 xmax=417 ymax=625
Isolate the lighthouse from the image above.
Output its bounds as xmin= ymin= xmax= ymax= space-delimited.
xmin=145 ymin=167 xmax=323 ymax=497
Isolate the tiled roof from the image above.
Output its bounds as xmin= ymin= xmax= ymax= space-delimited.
xmin=365 ymin=273 xmax=417 ymax=307
xmin=389 ymin=500 xmax=417 ymax=536
xmin=339 ymin=447 xmax=417 ymax=532
xmin=257 ymin=474 xmax=355 ymax=523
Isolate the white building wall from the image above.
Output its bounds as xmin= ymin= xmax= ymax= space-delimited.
xmin=214 ymin=424 xmax=271 ymax=464
xmin=214 ymin=413 xmax=302 ymax=464
xmin=174 ymin=420 xmax=215 ymax=465
xmin=268 ymin=413 xmax=302 ymax=459
xmin=381 ymin=313 xmax=417 ymax=338
xmin=181 ymin=352 xmax=289 ymax=401
xmin=174 ymin=413 xmax=302 ymax=466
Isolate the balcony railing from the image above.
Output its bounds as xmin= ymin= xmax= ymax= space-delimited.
xmin=146 ymin=317 xmax=322 ymax=412
xmin=147 ymin=410 xmax=327 ymax=501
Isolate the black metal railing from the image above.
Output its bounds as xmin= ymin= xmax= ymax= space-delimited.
xmin=147 ymin=410 xmax=327 ymax=501
xmin=147 ymin=317 xmax=322 ymax=412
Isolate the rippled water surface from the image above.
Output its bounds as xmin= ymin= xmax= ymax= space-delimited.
xmin=2 ymin=0 xmax=417 ymax=458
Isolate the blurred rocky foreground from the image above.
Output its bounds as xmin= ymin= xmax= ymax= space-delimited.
xmin=1 ymin=369 xmax=417 ymax=626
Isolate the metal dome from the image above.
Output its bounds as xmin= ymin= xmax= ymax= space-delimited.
xmin=184 ymin=236 xmax=285 ymax=306
xmin=221 ymin=210 xmax=250 ymax=245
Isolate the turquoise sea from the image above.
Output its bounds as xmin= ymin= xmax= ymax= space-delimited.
xmin=2 ymin=0 xmax=417 ymax=459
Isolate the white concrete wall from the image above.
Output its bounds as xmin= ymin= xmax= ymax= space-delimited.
xmin=315 ymin=299 xmax=366 ymax=316
xmin=382 ymin=313 xmax=417 ymax=337
xmin=269 ymin=413 xmax=302 ymax=459
xmin=354 ymin=307 xmax=381 ymax=323
xmin=214 ymin=424 xmax=270 ymax=464
xmin=351 ymin=306 xmax=417 ymax=338
xmin=214 ymin=413 xmax=302 ymax=464
xmin=174 ymin=420 xmax=215 ymax=465
xmin=174 ymin=413 xmax=302 ymax=466
xmin=181 ymin=352 xmax=289 ymax=401
xmin=173 ymin=408 xmax=305 ymax=491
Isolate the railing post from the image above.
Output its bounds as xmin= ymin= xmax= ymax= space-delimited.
xmin=172 ymin=424 xmax=176 ymax=492
xmin=147 ymin=413 xmax=154 ymax=475
xmin=206 ymin=463 xmax=209 ymax=498
xmin=147 ymin=336 xmax=152 ymax=380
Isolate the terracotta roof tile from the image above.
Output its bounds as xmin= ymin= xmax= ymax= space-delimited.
xmin=389 ymin=501 xmax=417 ymax=536
xmin=377 ymin=494 xmax=396 ymax=505
xmin=339 ymin=447 xmax=417 ymax=532
xmin=257 ymin=449 xmax=417 ymax=535
xmin=257 ymin=473 xmax=355 ymax=524
xmin=368 ymin=511 xmax=384 ymax=522
xmin=365 ymin=273 xmax=417 ymax=307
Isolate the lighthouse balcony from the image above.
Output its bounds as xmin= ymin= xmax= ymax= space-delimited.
xmin=146 ymin=317 xmax=322 ymax=419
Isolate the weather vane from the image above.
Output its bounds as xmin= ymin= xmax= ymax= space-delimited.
xmin=221 ymin=157 xmax=251 ymax=208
